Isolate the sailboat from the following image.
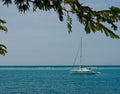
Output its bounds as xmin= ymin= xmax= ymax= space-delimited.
xmin=70 ymin=37 xmax=96 ymax=74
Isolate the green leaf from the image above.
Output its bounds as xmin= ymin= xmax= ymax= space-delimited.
xmin=85 ymin=24 xmax=90 ymax=34
xmin=67 ymin=22 xmax=72 ymax=33
xmin=0 ymin=19 xmax=7 ymax=24
xmin=0 ymin=44 xmax=7 ymax=56
xmin=0 ymin=19 xmax=8 ymax=32
xmin=100 ymin=23 xmax=120 ymax=39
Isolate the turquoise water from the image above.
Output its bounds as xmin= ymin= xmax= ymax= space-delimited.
xmin=0 ymin=66 xmax=120 ymax=94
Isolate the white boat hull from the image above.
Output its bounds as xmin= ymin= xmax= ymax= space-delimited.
xmin=70 ymin=68 xmax=96 ymax=74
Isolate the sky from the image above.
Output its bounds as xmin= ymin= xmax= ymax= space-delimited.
xmin=0 ymin=0 xmax=120 ymax=66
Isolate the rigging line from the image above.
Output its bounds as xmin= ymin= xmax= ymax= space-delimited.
xmin=80 ymin=37 xmax=82 ymax=68
xmin=72 ymin=37 xmax=82 ymax=68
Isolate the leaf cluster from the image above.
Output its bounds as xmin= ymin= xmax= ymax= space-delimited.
xmin=65 ymin=1 xmax=120 ymax=38
xmin=0 ymin=44 xmax=7 ymax=56
xmin=1 ymin=0 xmax=120 ymax=38
xmin=0 ymin=19 xmax=8 ymax=32
xmin=0 ymin=19 xmax=8 ymax=56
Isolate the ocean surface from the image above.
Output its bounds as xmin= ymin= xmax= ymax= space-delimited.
xmin=0 ymin=65 xmax=120 ymax=94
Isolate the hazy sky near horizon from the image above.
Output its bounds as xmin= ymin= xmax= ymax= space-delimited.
xmin=0 ymin=0 xmax=120 ymax=65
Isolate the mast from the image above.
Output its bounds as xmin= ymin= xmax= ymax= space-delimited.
xmin=72 ymin=37 xmax=83 ymax=68
xmin=80 ymin=37 xmax=82 ymax=68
